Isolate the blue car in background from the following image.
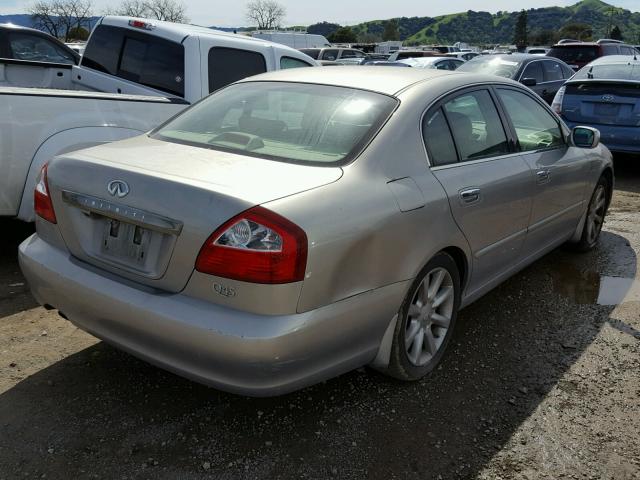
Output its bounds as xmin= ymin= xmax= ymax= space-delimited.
xmin=552 ymin=55 xmax=640 ymax=155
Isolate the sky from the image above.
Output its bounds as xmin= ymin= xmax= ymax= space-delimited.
xmin=1 ymin=0 xmax=638 ymax=27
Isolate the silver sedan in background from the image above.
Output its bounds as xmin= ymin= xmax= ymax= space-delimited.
xmin=19 ymin=67 xmax=613 ymax=396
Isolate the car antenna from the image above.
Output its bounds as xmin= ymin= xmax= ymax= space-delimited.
xmin=587 ymin=66 xmax=594 ymax=79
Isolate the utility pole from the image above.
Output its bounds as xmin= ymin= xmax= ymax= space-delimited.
xmin=606 ymin=7 xmax=614 ymax=38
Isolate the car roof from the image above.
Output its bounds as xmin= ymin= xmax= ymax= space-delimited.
xmin=238 ymin=66 xmax=516 ymax=96
xmin=586 ymin=55 xmax=640 ymax=66
xmin=0 ymin=23 xmax=52 ymax=34
xmin=101 ymin=16 xmax=298 ymax=52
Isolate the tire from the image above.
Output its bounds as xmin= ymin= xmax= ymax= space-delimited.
xmin=383 ymin=252 xmax=461 ymax=381
xmin=570 ymin=176 xmax=610 ymax=252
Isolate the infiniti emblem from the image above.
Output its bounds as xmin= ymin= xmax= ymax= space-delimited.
xmin=602 ymin=94 xmax=615 ymax=102
xmin=107 ymin=180 xmax=130 ymax=198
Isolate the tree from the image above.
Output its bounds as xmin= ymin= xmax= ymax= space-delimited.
xmin=108 ymin=0 xmax=188 ymax=22
xmin=514 ymin=9 xmax=527 ymax=50
xmin=30 ymin=0 xmax=93 ymax=41
xmin=143 ymin=0 xmax=187 ymax=22
xmin=382 ymin=19 xmax=400 ymax=41
xmin=529 ymin=29 xmax=557 ymax=46
xmin=559 ymin=22 xmax=593 ymax=42
xmin=67 ymin=25 xmax=89 ymax=40
xmin=610 ymin=25 xmax=622 ymax=41
xmin=327 ymin=26 xmax=356 ymax=44
xmin=307 ymin=21 xmax=340 ymax=37
xmin=246 ymin=0 xmax=285 ymax=30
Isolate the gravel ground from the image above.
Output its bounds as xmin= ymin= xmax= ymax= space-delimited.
xmin=0 ymin=159 xmax=638 ymax=480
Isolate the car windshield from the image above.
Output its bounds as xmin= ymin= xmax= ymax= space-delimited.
xmin=573 ymin=62 xmax=640 ymax=81
xmin=457 ymin=56 xmax=520 ymax=78
xmin=153 ymin=82 xmax=397 ymax=165
xmin=548 ymin=46 xmax=599 ymax=63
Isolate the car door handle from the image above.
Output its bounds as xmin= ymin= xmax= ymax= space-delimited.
xmin=459 ymin=188 xmax=481 ymax=204
xmin=536 ymin=169 xmax=550 ymax=183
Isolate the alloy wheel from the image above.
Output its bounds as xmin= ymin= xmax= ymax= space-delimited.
xmin=404 ymin=267 xmax=455 ymax=367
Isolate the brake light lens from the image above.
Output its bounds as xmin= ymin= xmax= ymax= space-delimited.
xmin=195 ymin=206 xmax=307 ymax=284
xmin=34 ymin=163 xmax=56 ymax=224
xmin=128 ymin=20 xmax=155 ymax=30
xmin=551 ymin=86 xmax=566 ymax=115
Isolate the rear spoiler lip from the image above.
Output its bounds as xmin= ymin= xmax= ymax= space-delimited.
xmin=565 ymin=78 xmax=640 ymax=86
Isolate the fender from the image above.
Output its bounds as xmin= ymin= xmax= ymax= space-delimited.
xmin=17 ymin=126 xmax=144 ymax=221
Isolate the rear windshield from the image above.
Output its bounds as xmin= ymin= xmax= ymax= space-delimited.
xmin=548 ymin=46 xmax=599 ymax=64
xmin=82 ymin=25 xmax=185 ymax=97
xmin=573 ymin=62 xmax=640 ymax=81
xmin=457 ymin=56 xmax=520 ymax=78
xmin=153 ymin=82 xmax=397 ymax=166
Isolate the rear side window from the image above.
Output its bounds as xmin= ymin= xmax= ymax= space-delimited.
xmin=320 ymin=49 xmax=339 ymax=61
xmin=521 ymin=62 xmax=544 ymax=83
xmin=82 ymin=25 xmax=184 ymax=97
xmin=542 ymin=60 xmax=564 ymax=81
xmin=8 ymin=32 xmax=75 ymax=64
xmin=422 ymin=108 xmax=458 ymax=166
xmin=442 ymin=90 xmax=509 ymax=161
xmin=209 ymin=47 xmax=266 ymax=93
xmin=497 ymin=89 xmax=564 ymax=152
xmin=601 ymin=45 xmax=619 ymax=55
xmin=280 ymin=56 xmax=312 ymax=69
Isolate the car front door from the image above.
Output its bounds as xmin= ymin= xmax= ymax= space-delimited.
xmin=495 ymin=87 xmax=591 ymax=257
xmin=519 ymin=61 xmax=546 ymax=100
xmin=423 ymin=88 xmax=534 ymax=295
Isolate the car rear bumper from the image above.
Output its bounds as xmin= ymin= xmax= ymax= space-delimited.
xmin=19 ymin=234 xmax=407 ymax=396
xmin=564 ymin=120 xmax=640 ymax=154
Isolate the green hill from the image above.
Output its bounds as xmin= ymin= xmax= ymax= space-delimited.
xmin=346 ymin=0 xmax=640 ymax=45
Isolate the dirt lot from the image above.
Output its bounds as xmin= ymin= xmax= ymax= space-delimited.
xmin=0 ymin=160 xmax=638 ymax=480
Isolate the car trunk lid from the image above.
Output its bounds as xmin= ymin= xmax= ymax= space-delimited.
xmin=562 ymin=81 xmax=640 ymax=127
xmin=46 ymin=136 xmax=343 ymax=293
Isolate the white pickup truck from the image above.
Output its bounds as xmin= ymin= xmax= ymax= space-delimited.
xmin=0 ymin=17 xmax=316 ymax=221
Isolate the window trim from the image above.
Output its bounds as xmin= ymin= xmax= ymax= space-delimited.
xmin=491 ymin=85 xmax=568 ymax=155
xmin=421 ymin=85 xmax=515 ymax=168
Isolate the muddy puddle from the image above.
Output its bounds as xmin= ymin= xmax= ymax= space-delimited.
xmin=550 ymin=263 xmax=640 ymax=306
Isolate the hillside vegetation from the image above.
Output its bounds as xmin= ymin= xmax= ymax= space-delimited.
xmin=346 ymin=0 xmax=640 ymax=45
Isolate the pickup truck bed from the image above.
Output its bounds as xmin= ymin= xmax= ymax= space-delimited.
xmin=1 ymin=87 xmax=186 ymax=220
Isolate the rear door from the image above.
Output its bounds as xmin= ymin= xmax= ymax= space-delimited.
xmin=495 ymin=86 xmax=590 ymax=255
xmin=424 ymin=87 xmax=534 ymax=293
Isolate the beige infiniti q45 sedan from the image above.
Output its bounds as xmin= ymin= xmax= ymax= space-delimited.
xmin=19 ymin=67 xmax=613 ymax=396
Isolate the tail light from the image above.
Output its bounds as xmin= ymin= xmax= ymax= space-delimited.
xmin=195 ymin=206 xmax=307 ymax=284
xmin=34 ymin=163 xmax=57 ymax=224
xmin=551 ymin=86 xmax=566 ymax=115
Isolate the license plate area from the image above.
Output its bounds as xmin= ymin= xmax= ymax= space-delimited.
xmin=594 ymin=103 xmax=620 ymax=116
xmin=101 ymin=218 xmax=151 ymax=266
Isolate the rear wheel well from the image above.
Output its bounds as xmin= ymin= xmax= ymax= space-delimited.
xmin=441 ymin=246 xmax=468 ymax=291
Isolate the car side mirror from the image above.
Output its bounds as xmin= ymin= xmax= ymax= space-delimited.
xmin=572 ymin=126 xmax=600 ymax=149
xmin=521 ymin=78 xmax=537 ymax=87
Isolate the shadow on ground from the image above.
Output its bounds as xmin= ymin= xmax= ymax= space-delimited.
xmin=0 ymin=219 xmax=635 ymax=479
xmin=0 ymin=219 xmax=36 ymax=317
